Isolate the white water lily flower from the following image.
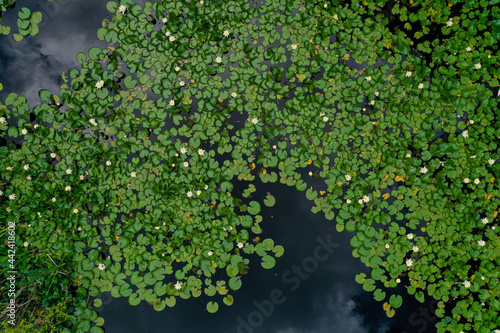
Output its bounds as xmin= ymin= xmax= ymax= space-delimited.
xmin=196 ymin=190 xmax=201 ymax=195
xmin=52 ymin=197 xmax=57 ymax=202
xmin=418 ymin=83 xmax=424 ymax=89
xmin=481 ymin=217 xmax=489 ymax=224
xmin=34 ymin=124 xmax=39 ymax=129
xmin=374 ymin=91 xmax=379 ymax=96
xmin=363 ymin=195 xmax=370 ymax=202
xmin=73 ymin=208 xmax=78 ymax=214
xmin=89 ymin=118 xmax=97 ymax=126
xmin=9 ymin=194 xmax=17 ymax=200
xmin=252 ymin=118 xmax=258 ymax=125
xmin=131 ymin=172 xmax=137 ymax=178
xmin=464 ymin=178 xmax=470 ymax=183
xmin=406 ymin=259 xmax=413 ymax=267
xmin=385 ymin=244 xmax=390 ymax=249
xmin=308 ymin=171 xmax=313 ymax=176
xmin=462 ymin=130 xmax=469 ymax=137
xmin=478 ymin=240 xmax=485 ymax=247
xmin=366 ymin=76 xmax=371 ymax=82
xmin=179 ymin=81 xmax=185 ymax=86
xmin=79 ymin=175 xmax=85 ymax=180
xmin=26 ymin=175 xmax=32 ymax=180
xmin=187 ymin=191 xmax=193 ymax=198
xmin=474 ymin=178 xmax=480 ymax=184
xmin=291 ymin=44 xmax=298 ymax=50
xmin=175 ymin=66 xmax=181 ymax=72
xmin=323 ymin=116 xmax=329 ymax=122
xmin=358 ymin=199 xmax=363 ymax=204
xmin=24 ymin=241 xmax=29 ymax=247
xmin=466 ymin=46 xmax=471 ymax=52
xmin=324 ymin=3 xmax=328 ymax=8
xmin=420 ymin=167 xmax=428 ymax=174
xmin=98 ymin=263 xmax=106 ymax=270
xmin=231 ymin=92 xmax=237 ymax=98
xmin=406 ymin=71 xmax=412 ymax=77
xmin=463 ymin=280 xmax=471 ymax=288
xmin=208 ymin=251 xmax=214 ymax=256
xmin=0 ymin=117 xmax=6 ymax=123
xmin=488 ymin=158 xmax=495 ymax=165
xmin=333 ymin=14 xmax=338 ymax=20
xmin=216 ymin=57 xmax=222 ymax=63
xmin=106 ymin=160 xmax=111 ymax=166
xmin=198 ymin=149 xmax=205 ymax=156
xmin=180 ymin=147 xmax=187 ymax=154
xmin=412 ymin=246 xmax=419 ymax=252
xmin=21 ymin=128 xmax=27 ymax=135
xmin=118 ymin=5 xmax=126 ymax=14
xmin=407 ymin=233 xmax=414 ymax=240
xmin=174 ymin=281 xmax=182 ymax=290
xmin=23 ymin=164 xmax=30 ymax=170
xmin=66 ymin=169 xmax=72 ymax=175
xmin=469 ymin=120 xmax=474 ymax=124
xmin=345 ymin=174 xmax=351 ymax=181
xmin=446 ymin=20 xmax=453 ymax=27
xmin=162 ymin=18 xmax=168 ymax=23
xmin=370 ymin=100 xmax=375 ymax=105
xmin=65 ymin=186 xmax=71 ymax=191
xmin=346 ymin=199 xmax=351 ymax=204
xmin=183 ymin=162 xmax=189 ymax=168
xmin=237 ymin=242 xmax=244 ymax=249
xmin=169 ymin=100 xmax=175 ymax=106
xmin=223 ymin=30 xmax=229 ymax=37
xmin=474 ymin=63 xmax=481 ymax=69
xmin=200 ymin=0 xmax=204 ymax=4
xmin=169 ymin=36 xmax=175 ymax=42
xmin=204 ymin=185 xmax=208 ymax=190
xmin=396 ymin=278 xmax=401 ymax=283
xmin=96 ymin=80 xmax=104 ymax=89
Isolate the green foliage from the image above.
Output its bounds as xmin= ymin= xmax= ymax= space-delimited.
xmin=1 ymin=0 xmax=500 ymax=332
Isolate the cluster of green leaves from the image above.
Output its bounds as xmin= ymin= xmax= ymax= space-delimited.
xmin=0 ymin=1 xmax=43 ymax=40
xmin=1 ymin=0 xmax=500 ymax=332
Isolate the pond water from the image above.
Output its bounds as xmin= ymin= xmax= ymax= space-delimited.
xmin=0 ymin=1 xmax=438 ymax=332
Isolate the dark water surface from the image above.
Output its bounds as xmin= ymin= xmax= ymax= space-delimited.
xmin=0 ymin=1 xmax=437 ymax=332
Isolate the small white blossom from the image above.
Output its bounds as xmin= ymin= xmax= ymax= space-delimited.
xmin=407 ymin=233 xmax=414 ymax=240
xmin=162 ymin=18 xmax=168 ymax=23
xmin=420 ymin=167 xmax=428 ymax=174
xmin=358 ymin=199 xmax=363 ymax=204
xmin=385 ymin=244 xmax=390 ymax=249
xmin=0 ymin=117 xmax=5 ymax=123
xmin=216 ymin=57 xmax=222 ymax=63
xmin=24 ymin=241 xmax=29 ymax=247
xmin=9 ymin=194 xmax=17 ymax=200
xmin=231 ymin=92 xmax=237 ymax=98
xmin=412 ymin=246 xmax=419 ymax=252
xmin=464 ymin=178 xmax=470 ymax=184
xmin=175 ymin=66 xmax=181 ymax=72
xmin=131 ymin=172 xmax=137 ymax=178
xmin=65 ymin=186 xmax=71 ymax=191
xmin=174 ymin=281 xmax=182 ymax=290
xmin=180 ymin=147 xmax=187 ymax=154
xmin=52 ymin=197 xmax=57 ymax=202
xmin=396 ymin=278 xmax=401 ymax=283
xmin=481 ymin=217 xmax=489 ymax=224
xmin=251 ymin=118 xmax=258 ymax=125
xmin=223 ymin=30 xmax=229 ymax=37
xmin=73 ymin=208 xmax=78 ymax=214
xmin=406 ymin=259 xmax=413 ymax=267
xmin=488 ymin=158 xmax=495 ymax=165
xmin=363 ymin=195 xmax=370 ymax=203
xmin=187 ymin=191 xmax=193 ymax=198
xmin=51 ymin=153 xmax=56 ymax=158
xmin=345 ymin=174 xmax=351 ymax=181
xmin=406 ymin=71 xmax=412 ymax=77
xmin=446 ymin=20 xmax=453 ymax=27
xmin=66 ymin=168 xmax=72 ymax=175
xmin=196 ymin=190 xmax=201 ymax=195
xmin=23 ymin=164 xmax=30 ymax=170
xmin=96 ymin=80 xmax=104 ymax=89
xmin=21 ymin=128 xmax=28 ymax=135
xmin=478 ymin=240 xmax=485 ymax=247
xmin=291 ymin=44 xmax=298 ymax=50
xmin=474 ymin=63 xmax=481 ymax=69
xmin=418 ymin=83 xmax=424 ymax=89
xmin=323 ymin=116 xmax=329 ymax=122
xmin=198 ymin=149 xmax=205 ymax=156
xmin=237 ymin=242 xmax=244 ymax=249
xmin=98 ymin=263 xmax=106 ymax=270
xmin=474 ymin=178 xmax=480 ymax=184
xmin=169 ymin=100 xmax=175 ymax=106
xmin=106 ymin=160 xmax=111 ymax=166
xmin=466 ymin=46 xmax=471 ymax=52
xmin=169 ymin=36 xmax=176 ymax=42
xmin=462 ymin=130 xmax=469 ymax=138
xmin=366 ymin=76 xmax=371 ymax=82
xmin=463 ymin=280 xmax=471 ymax=288
xmin=118 ymin=5 xmax=126 ymax=14
xmin=346 ymin=199 xmax=351 ymax=204
xmin=208 ymin=251 xmax=214 ymax=256
xmin=183 ymin=162 xmax=189 ymax=168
